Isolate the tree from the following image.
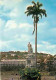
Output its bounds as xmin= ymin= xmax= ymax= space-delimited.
xmin=25 ymin=1 xmax=47 ymax=68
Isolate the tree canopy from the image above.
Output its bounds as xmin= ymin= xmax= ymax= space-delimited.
xmin=25 ymin=1 xmax=47 ymax=23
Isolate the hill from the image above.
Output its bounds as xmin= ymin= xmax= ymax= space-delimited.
xmin=0 ymin=51 xmax=53 ymax=60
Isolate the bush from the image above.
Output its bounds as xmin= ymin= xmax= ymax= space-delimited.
xmin=19 ymin=68 xmax=41 ymax=80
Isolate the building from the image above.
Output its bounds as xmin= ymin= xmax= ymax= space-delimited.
xmin=0 ymin=59 xmax=26 ymax=66
xmin=11 ymin=54 xmax=16 ymax=57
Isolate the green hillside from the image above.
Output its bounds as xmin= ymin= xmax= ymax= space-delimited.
xmin=0 ymin=51 xmax=53 ymax=60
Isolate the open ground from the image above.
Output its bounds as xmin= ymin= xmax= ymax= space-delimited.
xmin=1 ymin=71 xmax=55 ymax=80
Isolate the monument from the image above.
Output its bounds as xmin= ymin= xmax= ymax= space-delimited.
xmin=26 ymin=42 xmax=35 ymax=67
xmin=28 ymin=42 xmax=33 ymax=54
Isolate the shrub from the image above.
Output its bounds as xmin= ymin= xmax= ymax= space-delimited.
xmin=19 ymin=68 xmax=41 ymax=80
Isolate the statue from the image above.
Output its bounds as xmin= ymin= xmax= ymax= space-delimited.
xmin=28 ymin=42 xmax=33 ymax=54
xmin=26 ymin=42 xmax=35 ymax=67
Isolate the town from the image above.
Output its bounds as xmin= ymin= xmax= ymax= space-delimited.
xmin=0 ymin=43 xmax=56 ymax=80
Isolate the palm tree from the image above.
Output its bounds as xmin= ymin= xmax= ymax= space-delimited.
xmin=25 ymin=1 xmax=47 ymax=68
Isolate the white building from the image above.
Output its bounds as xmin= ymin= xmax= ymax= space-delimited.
xmin=0 ymin=59 xmax=26 ymax=66
xmin=11 ymin=54 xmax=16 ymax=57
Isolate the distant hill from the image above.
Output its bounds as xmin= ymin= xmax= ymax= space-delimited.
xmin=0 ymin=51 xmax=53 ymax=60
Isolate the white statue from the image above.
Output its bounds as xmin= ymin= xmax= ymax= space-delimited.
xmin=28 ymin=42 xmax=33 ymax=54
xmin=26 ymin=42 xmax=35 ymax=67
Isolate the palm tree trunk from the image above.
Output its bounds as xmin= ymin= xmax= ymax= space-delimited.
xmin=35 ymin=21 xmax=37 ymax=68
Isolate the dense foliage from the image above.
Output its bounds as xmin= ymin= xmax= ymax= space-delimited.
xmin=19 ymin=68 xmax=41 ymax=80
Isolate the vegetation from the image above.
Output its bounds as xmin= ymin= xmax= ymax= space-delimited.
xmin=1 ymin=51 xmax=28 ymax=59
xmin=25 ymin=1 xmax=47 ymax=67
xmin=1 ymin=51 xmax=49 ymax=60
xmin=19 ymin=68 xmax=41 ymax=80
xmin=47 ymin=60 xmax=56 ymax=73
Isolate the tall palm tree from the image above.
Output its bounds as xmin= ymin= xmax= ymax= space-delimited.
xmin=25 ymin=1 xmax=47 ymax=68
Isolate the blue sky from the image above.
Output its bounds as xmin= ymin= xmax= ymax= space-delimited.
xmin=0 ymin=0 xmax=56 ymax=55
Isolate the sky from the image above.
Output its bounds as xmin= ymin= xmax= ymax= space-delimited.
xmin=0 ymin=0 xmax=56 ymax=55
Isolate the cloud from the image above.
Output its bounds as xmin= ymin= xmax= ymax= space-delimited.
xmin=0 ymin=40 xmax=19 ymax=51
xmin=18 ymin=34 xmax=32 ymax=42
xmin=0 ymin=18 xmax=5 ymax=28
xmin=0 ymin=0 xmax=23 ymax=10
xmin=0 ymin=40 xmax=12 ymax=51
xmin=38 ymin=21 xmax=48 ymax=33
xmin=0 ymin=0 xmax=3 ymax=5
xmin=0 ymin=7 xmax=20 ymax=20
xmin=1 ymin=21 xmax=55 ymax=54
xmin=0 ymin=0 xmax=56 ymax=55
xmin=38 ymin=22 xmax=47 ymax=27
xmin=42 ymin=41 xmax=49 ymax=45
xmin=32 ymin=41 xmax=56 ymax=55
xmin=12 ymin=34 xmax=33 ymax=46
xmin=38 ymin=41 xmax=56 ymax=54
xmin=4 ymin=22 xmax=33 ymax=32
xmin=2 ymin=8 xmax=20 ymax=19
xmin=19 ymin=23 xmax=32 ymax=28
xmin=4 ymin=20 xmax=18 ymax=31
xmin=19 ymin=23 xmax=33 ymax=33
xmin=41 ymin=41 xmax=56 ymax=49
xmin=9 ymin=8 xmax=19 ymax=18
xmin=0 ymin=22 xmax=33 ymax=45
xmin=37 ymin=21 xmax=56 ymax=44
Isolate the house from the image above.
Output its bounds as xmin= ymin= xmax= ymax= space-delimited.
xmin=11 ymin=54 xmax=16 ymax=57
